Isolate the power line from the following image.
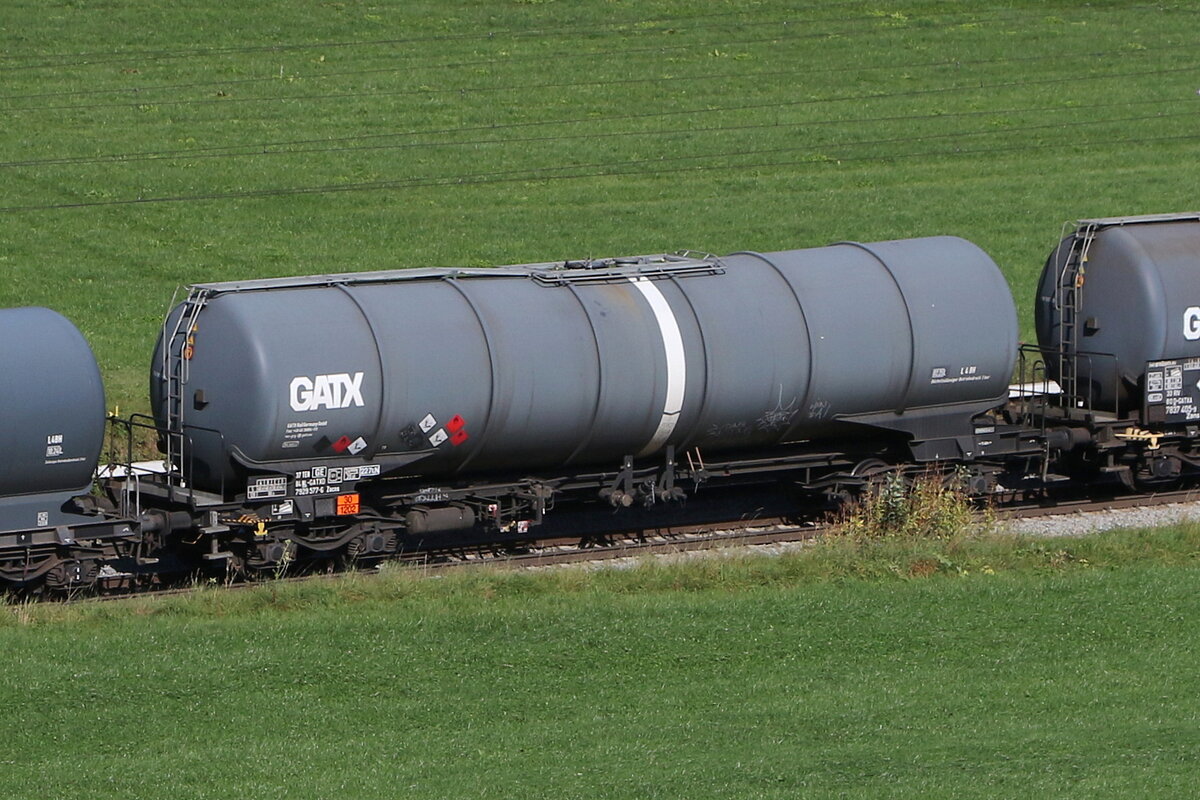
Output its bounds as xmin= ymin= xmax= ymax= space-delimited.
xmin=440 ymin=131 xmax=1200 ymax=191
xmin=4 ymin=113 xmax=1195 ymax=213
xmin=0 ymin=64 xmax=843 ymax=114
xmin=0 ymin=8 xmax=911 ymax=72
xmin=1 ymin=37 xmax=1189 ymax=105
xmin=3 ymin=59 xmax=1195 ymax=117
xmin=0 ymin=9 xmax=751 ymax=64
xmin=0 ymin=33 xmax=793 ymax=101
xmin=0 ymin=2 xmax=1010 ymax=71
xmin=1 ymin=96 xmax=1193 ymax=171
xmin=2 ymin=2 xmax=1184 ymax=77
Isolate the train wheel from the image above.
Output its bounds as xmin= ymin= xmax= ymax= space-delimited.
xmin=245 ymin=539 xmax=296 ymax=576
xmin=1134 ymin=454 xmax=1183 ymax=492
xmin=344 ymin=530 xmax=398 ymax=568
xmin=850 ymin=458 xmax=896 ymax=498
xmin=44 ymin=558 xmax=99 ymax=593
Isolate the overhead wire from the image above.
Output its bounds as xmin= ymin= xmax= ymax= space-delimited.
xmin=0 ymin=1 xmax=1184 ymax=79
xmin=2 ymin=3 xmax=1192 ymax=212
xmin=0 ymin=2 xmax=1016 ymax=71
xmin=3 ymin=109 xmax=1196 ymax=213
xmin=0 ymin=37 xmax=1191 ymax=105
xmin=1 ymin=95 xmax=1194 ymax=171
xmin=0 ymin=32 xmax=806 ymax=101
xmin=2 ymin=59 xmax=1196 ymax=117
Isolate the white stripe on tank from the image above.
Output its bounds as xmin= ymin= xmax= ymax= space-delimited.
xmin=629 ymin=277 xmax=686 ymax=457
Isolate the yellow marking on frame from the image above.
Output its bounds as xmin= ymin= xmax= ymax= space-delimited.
xmin=1115 ymin=427 xmax=1163 ymax=451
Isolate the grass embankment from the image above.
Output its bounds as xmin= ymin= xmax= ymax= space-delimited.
xmin=3 ymin=1 xmax=1199 ymax=409
xmin=3 ymin=526 xmax=1200 ymax=798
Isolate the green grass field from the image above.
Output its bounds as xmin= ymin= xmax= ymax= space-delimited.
xmin=4 ymin=526 xmax=1200 ymax=798
xmin=5 ymin=2 xmax=1200 ymax=796
xmin=3 ymin=0 xmax=1200 ymax=408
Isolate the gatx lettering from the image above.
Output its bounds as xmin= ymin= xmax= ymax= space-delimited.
xmin=290 ymin=372 xmax=365 ymax=412
xmin=1185 ymin=307 xmax=1200 ymax=342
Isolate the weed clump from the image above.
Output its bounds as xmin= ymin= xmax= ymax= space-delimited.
xmin=838 ymin=470 xmax=976 ymax=541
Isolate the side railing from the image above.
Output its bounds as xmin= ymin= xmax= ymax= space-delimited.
xmin=102 ymin=413 xmax=228 ymax=517
xmin=1016 ymin=343 xmax=1123 ymax=421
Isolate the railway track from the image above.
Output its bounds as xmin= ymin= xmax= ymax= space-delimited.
xmin=57 ymin=484 xmax=1200 ymax=606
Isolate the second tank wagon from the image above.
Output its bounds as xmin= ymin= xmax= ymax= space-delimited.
xmin=0 ymin=307 xmax=106 ymax=531
xmin=1036 ymin=213 xmax=1200 ymax=414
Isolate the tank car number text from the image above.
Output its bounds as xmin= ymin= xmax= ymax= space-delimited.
xmin=292 ymin=463 xmax=381 ymax=496
xmin=929 ymin=365 xmax=988 ymax=385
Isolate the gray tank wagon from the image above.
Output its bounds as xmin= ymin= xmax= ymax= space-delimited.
xmin=152 ymin=236 xmax=1018 ymax=500
xmin=15 ymin=217 xmax=1200 ymax=593
xmin=0 ymin=307 xmax=106 ymax=532
xmin=0 ymin=307 xmax=142 ymax=589
xmin=1036 ymin=213 xmax=1200 ymax=414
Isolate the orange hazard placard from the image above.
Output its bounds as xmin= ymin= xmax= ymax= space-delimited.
xmin=336 ymin=493 xmax=361 ymax=515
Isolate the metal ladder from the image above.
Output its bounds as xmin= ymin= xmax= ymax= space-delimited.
xmin=1055 ymin=221 xmax=1098 ymax=408
xmin=160 ymin=288 xmax=211 ymax=481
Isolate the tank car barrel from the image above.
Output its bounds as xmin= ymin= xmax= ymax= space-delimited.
xmin=152 ymin=237 xmax=1018 ymax=495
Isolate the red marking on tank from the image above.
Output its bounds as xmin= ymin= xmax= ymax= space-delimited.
xmin=451 ymin=430 xmax=469 ymax=447
xmin=332 ymin=435 xmax=352 ymax=453
xmin=336 ymin=493 xmax=360 ymax=515
xmin=447 ymin=415 xmax=465 ymax=433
